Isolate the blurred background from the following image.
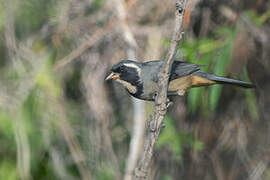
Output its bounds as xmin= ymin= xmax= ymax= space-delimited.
xmin=0 ymin=0 xmax=270 ymax=179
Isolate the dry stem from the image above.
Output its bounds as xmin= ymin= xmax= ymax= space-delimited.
xmin=134 ymin=0 xmax=187 ymax=179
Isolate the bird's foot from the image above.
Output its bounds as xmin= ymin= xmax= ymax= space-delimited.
xmin=166 ymin=99 xmax=173 ymax=108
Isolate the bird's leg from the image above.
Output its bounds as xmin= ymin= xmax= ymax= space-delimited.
xmin=166 ymin=98 xmax=173 ymax=108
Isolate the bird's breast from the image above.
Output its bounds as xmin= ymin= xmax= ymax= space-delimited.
xmin=116 ymin=79 xmax=137 ymax=94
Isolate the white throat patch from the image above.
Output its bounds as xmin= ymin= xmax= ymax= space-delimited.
xmin=116 ymin=79 xmax=137 ymax=94
xmin=123 ymin=63 xmax=141 ymax=76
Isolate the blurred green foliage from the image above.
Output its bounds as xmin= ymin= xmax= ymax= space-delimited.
xmin=0 ymin=0 xmax=262 ymax=178
xmin=157 ymin=116 xmax=203 ymax=160
xmin=158 ymin=22 xmax=259 ymax=176
xmin=86 ymin=0 xmax=105 ymax=14
xmin=161 ymin=175 xmax=174 ymax=180
xmin=179 ymin=25 xmax=257 ymax=116
xmin=95 ymin=164 xmax=116 ymax=180
xmin=243 ymin=69 xmax=259 ymax=120
xmin=0 ymin=160 xmax=17 ymax=180
xmin=245 ymin=10 xmax=270 ymax=26
xmin=16 ymin=0 xmax=54 ymax=38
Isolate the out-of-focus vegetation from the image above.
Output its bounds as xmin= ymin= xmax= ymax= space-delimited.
xmin=0 ymin=0 xmax=270 ymax=179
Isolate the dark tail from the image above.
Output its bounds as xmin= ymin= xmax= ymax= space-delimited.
xmin=194 ymin=71 xmax=255 ymax=88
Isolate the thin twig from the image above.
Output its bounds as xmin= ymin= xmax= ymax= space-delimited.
xmin=42 ymin=88 xmax=93 ymax=180
xmin=53 ymin=0 xmax=138 ymax=71
xmin=82 ymin=55 xmax=121 ymax=179
xmin=53 ymin=18 xmax=116 ymax=71
xmin=134 ymin=0 xmax=187 ymax=179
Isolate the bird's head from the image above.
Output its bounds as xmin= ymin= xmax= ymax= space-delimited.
xmin=105 ymin=60 xmax=142 ymax=95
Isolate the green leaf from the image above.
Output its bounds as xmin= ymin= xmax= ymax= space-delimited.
xmin=188 ymin=87 xmax=202 ymax=113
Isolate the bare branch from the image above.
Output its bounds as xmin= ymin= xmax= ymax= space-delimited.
xmin=53 ymin=0 xmax=139 ymax=71
xmin=82 ymin=54 xmax=121 ymax=179
xmin=134 ymin=0 xmax=188 ymax=179
xmin=53 ymin=18 xmax=116 ymax=71
xmin=113 ymin=0 xmax=146 ymax=179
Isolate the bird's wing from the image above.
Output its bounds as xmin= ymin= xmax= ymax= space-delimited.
xmin=169 ymin=61 xmax=201 ymax=81
xmin=142 ymin=60 xmax=201 ymax=81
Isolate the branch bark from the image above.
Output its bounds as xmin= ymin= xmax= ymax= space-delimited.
xmin=134 ymin=0 xmax=187 ymax=179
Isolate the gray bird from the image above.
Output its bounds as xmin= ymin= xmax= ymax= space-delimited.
xmin=105 ymin=60 xmax=254 ymax=101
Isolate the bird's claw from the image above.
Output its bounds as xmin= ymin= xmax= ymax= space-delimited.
xmin=148 ymin=118 xmax=156 ymax=132
xmin=166 ymin=99 xmax=173 ymax=108
xmin=153 ymin=94 xmax=174 ymax=108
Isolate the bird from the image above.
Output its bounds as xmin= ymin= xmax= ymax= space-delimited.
xmin=105 ymin=60 xmax=254 ymax=101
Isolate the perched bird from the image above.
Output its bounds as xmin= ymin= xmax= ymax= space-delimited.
xmin=105 ymin=60 xmax=254 ymax=101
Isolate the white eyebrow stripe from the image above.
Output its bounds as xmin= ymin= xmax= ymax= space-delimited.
xmin=123 ymin=63 xmax=141 ymax=76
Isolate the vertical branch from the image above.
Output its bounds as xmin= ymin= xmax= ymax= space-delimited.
xmin=14 ymin=116 xmax=32 ymax=180
xmin=135 ymin=0 xmax=187 ymax=179
xmin=83 ymin=55 xmax=122 ymax=179
xmin=56 ymin=116 xmax=93 ymax=180
xmin=113 ymin=0 xmax=146 ymax=180
xmin=4 ymin=2 xmax=31 ymax=179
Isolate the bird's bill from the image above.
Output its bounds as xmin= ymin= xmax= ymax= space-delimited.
xmin=105 ymin=72 xmax=120 ymax=81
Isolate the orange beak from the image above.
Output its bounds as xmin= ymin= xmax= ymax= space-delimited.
xmin=105 ymin=72 xmax=120 ymax=81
